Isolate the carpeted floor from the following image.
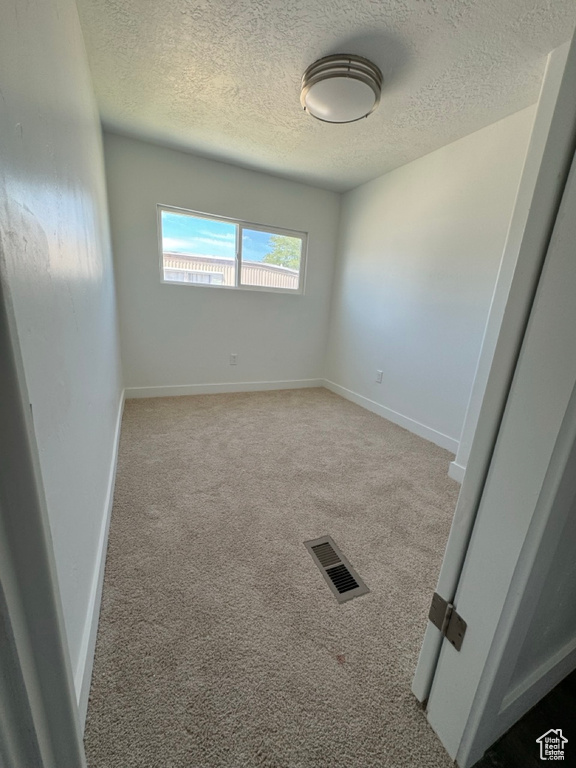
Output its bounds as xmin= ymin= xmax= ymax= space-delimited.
xmin=84 ymin=388 xmax=460 ymax=768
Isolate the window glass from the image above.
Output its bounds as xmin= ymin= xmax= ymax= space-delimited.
xmin=161 ymin=210 xmax=237 ymax=287
xmin=240 ymin=229 xmax=302 ymax=290
xmin=159 ymin=207 xmax=305 ymax=293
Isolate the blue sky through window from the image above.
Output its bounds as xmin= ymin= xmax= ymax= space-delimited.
xmin=161 ymin=211 xmax=274 ymax=263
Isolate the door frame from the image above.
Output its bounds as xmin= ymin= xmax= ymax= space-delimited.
xmin=412 ymin=35 xmax=576 ymax=707
xmin=416 ymin=33 xmax=576 ymax=766
xmin=0 ymin=264 xmax=86 ymax=766
xmin=428 ymin=143 xmax=576 ymax=767
xmin=460 ymin=378 xmax=576 ymax=764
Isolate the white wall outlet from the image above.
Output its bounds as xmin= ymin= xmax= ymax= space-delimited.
xmin=376 ymin=370 xmax=383 ymax=383
xmin=230 ymin=353 xmax=238 ymax=365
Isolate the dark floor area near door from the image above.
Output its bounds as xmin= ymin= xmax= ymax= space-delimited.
xmin=474 ymin=669 xmax=576 ymax=767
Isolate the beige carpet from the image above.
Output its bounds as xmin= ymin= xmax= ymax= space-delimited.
xmin=84 ymin=388 xmax=459 ymax=768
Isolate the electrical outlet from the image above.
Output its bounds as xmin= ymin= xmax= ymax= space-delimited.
xmin=230 ymin=353 xmax=238 ymax=365
xmin=376 ymin=370 xmax=383 ymax=384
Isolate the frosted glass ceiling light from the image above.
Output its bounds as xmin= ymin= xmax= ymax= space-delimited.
xmin=300 ymin=54 xmax=383 ymax=124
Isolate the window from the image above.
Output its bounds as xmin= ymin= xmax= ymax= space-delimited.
xmin=158 ymin=206 xmax=306 ymax=293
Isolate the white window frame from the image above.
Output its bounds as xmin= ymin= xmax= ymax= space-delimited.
xmin=157 ymin=204 xmax=308 ymax=294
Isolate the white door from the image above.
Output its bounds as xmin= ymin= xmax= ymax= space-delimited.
xmin=412 ymin=31 xmax=576 ymax=768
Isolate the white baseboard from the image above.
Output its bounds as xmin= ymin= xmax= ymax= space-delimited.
xmin=496 ymin=635 xmax=576 ymax=741
xmin=125 ymin=379 xmax=323 ymax=399
xmin=74 ymin=389 xmax=125 ymax=728
xmin=449 ymin=460 xmax=466 ymax=484
xmin=322 ymin=380 xmax=459 ymax=453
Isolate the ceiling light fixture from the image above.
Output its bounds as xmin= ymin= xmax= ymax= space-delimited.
xmin=300 ymin=54 xmax=383 ymax=124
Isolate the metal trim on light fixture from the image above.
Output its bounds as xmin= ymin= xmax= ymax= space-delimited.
xmin=300 ymin=54 xmax=383 ymax=124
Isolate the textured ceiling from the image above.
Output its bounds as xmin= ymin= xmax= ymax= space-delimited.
xmin=76 ymin=0 xmax=576 ymax=191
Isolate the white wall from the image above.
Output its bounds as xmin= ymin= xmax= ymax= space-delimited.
xmin=103 ymin=133 xmax=340 ymax=396
xmin=0 ymin=0 xmax=123 ymax=718
xmin=324 ymin=107 xmax=536 ymax=452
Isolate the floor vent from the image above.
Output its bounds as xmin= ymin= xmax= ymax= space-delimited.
xmin=304 ymin=536 xmax=370 ymax=604
xmin=311 ymin=541 xmax=340 ymax=568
